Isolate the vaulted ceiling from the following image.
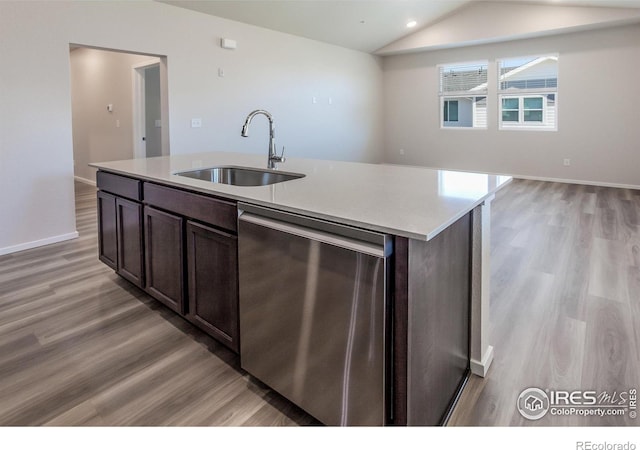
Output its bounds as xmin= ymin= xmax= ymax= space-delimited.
xmin=159 ymin=0 xmax=640 ymax=53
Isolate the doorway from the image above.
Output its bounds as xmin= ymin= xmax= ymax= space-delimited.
xmin=133 ymin=61 xmax=166 ymax=159
xmin=69 ymin=45 xmax=169 ymax=185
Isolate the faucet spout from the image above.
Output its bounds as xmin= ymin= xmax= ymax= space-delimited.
xmin=241 ymin=109 xmax=285 ymax=169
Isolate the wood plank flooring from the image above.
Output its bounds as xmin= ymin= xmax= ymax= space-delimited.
xmin=449 ymin=179 xmax=640 ymax=426
xmin=0 ymin=182 xmax=317 ymax=426
xmin=1 ymin=179 xmax=638 ymax=426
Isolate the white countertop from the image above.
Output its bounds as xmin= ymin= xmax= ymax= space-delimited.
xmin=91 ymin=152 xmax=511 ymax=241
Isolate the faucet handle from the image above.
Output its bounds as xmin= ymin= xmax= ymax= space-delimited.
xmin=272 ymin=146 xmax=285 ymax=164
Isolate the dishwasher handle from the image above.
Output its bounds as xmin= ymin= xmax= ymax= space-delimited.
xmin=239 ymin=212 xmax=388 ymax=258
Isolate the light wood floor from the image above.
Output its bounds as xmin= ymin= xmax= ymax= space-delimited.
xmin=1 ymin=180 xmax=638 ymax=426
xmin=450 ymin=179 xmax=640 ymax=426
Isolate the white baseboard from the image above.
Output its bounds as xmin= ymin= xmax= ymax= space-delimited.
xmin=470 ymin=345 xmax=494 ymax=378
xmin=74 ymin=175 xmax=96 ymax=186
xmin=0 ymin=231 xmax=79 ymax=256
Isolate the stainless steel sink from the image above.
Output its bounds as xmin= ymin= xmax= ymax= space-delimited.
xmin=174 ymin=166 xmax=305 ymax=187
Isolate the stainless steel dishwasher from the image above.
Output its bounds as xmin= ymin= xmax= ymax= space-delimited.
xmin=238 ymin=203 xmax=392 ymax=426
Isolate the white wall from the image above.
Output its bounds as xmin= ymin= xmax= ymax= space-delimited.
xmin=383 ymin=24 xmax=640 ymax=187
xmin=0 ymin=0 xmax=383 ymax=255
xmin=70 ymin=48 xmax=157 ymax=183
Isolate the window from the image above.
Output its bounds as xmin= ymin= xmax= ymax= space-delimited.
xmin=443 ymin=100 xmax=458 ymax=122
xmin=502 ymin=98 xmax=519 ymax=122
xmin=439 ymin=61 xmax=488 ymax=129
xmin=501 ymin=96 xmax=545 ymax=123
xmin=498 ymin=55 xmax=558 ymax=130
xmin=523 ymin=97 xmax=543 ymax=122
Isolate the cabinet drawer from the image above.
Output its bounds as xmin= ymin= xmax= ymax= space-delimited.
xmin=144 ymin=183 xmax=237 ymax=233
xmin=97 ymin=171 xmax=142 ymax=201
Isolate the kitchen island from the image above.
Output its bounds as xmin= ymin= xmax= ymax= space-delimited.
xmin=90 ymin=152 xmax=510 ymax=426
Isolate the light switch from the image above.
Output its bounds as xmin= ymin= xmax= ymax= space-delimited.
xmin=191 ymin=118 xmax=202 ymax=128
xmin=155 ymin=119 xmax=162 ymax=128
xmin=220 ymin=38 xmax=237 ymax=50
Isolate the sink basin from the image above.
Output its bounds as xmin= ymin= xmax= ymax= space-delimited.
xmin=175 ymin=166 xmax=305 ymax=187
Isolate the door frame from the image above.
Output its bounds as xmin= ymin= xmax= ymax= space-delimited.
xmin=132 ymin=59 xmax=161 ymax=159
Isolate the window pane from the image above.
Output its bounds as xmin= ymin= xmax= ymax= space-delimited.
xmin=498 ymin=56 xmax=558 ymax=92
xmin=449 ymin=101 xmax=459 ymax=121
xmin=440 ymin=62 xmax=488 ymax=94
xmin=442 ymin=96 xmax=485 ymax=129
xmin=524 ymin=97 xmax=543 ymax=109
xmin=524 ymin=110 xmax=543 ymax=122
xmin=502 ymin=98 xmax=519 ymax=109
xmin=502 ymin=110 xmax=519 ymax=122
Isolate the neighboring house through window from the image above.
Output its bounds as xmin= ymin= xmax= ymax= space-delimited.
xmin=497 ymin=55 xmax=558 ymax=130
xmin=439 ymin=61 xmax=488 ymax=129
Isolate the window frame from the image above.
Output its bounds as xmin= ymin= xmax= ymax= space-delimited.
xmin=438 ymin=60 xmax=489 ymax=130
xmin=443 ymin=99 xmax=459 ymax=123
xmin=500 ymin=95 xmax=548 ymax=125
xmin=497 ymin=54 xmax=558 ymax=131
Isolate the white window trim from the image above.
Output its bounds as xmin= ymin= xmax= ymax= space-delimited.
xmin=499 ymin=95 xmax=548 ymax=126
xmin=438 ymin=60 xmax=488 ymax=130
xmin=497 ymin=54 xmax=558 ymax=132
xmin=498 ymin=94 xmax=557 ymax=131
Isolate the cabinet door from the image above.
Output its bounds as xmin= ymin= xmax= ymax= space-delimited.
xmin=97 ymin=191 xmax=118 ymax=270
xmin=116 ymin=197 xmax=145 ymax=288
xmin=186 ymin=221 xmax=238 ymax=353
xmin=144 ymin=206 xmax=185 ymax=314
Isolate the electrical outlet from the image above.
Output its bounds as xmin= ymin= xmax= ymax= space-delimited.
xmin=563 ymin=158 xmax=571 ymax=167
xmin=399 ymin=148 xmax=405 ymax=155
xmin=191 ymin=118 xmax=202 ymax=128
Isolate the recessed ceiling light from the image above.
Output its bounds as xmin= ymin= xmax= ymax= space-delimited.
xmin=406 ymin=20 xmax=417 ymax=28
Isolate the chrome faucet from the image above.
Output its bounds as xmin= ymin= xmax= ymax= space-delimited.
xmin=241 ymin=109 xmax=285 ymax=169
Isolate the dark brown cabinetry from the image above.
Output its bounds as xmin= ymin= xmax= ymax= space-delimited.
xmin=96 ymin=174 xmax=144 ymax=289
xmin=144 ymin=207 xmax=185 ymax=314
xmin=186 ymin=221 xmax=239 ymax=352
xmin=96 ymin=170 xmax=239 ymax=353
xmin=97 ymin=191 xmax=117 ymax=270
xmin=116 ymin=198 xmax=145 ymax=288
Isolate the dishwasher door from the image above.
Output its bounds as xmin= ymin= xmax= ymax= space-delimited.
xmin=238 ymin=204 xmax=391 ymax=426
